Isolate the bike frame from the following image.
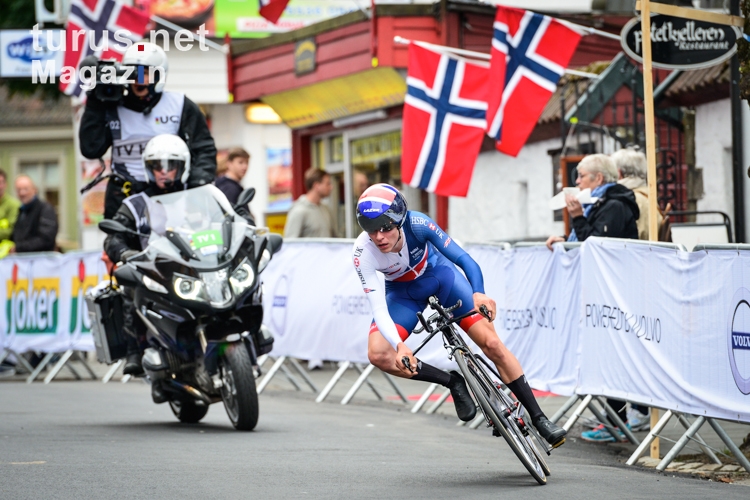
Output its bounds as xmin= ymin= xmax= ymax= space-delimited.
xmin=410 ymin=297 xmax=553 ymax=456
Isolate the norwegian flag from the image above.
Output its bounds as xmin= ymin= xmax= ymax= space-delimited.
xmin=259 ymin=0 xmax=290 ymax=24
xmin=402 ymin=43 xmax=488 ymax=198
xmin=486 ymin=6 xmax=581 ymax=157
xmin=61 ymin=0 xmax=149 ymax=96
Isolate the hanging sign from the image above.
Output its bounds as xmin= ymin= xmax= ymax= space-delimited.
xmin=620 ymin=14 xmax=740 ymax=70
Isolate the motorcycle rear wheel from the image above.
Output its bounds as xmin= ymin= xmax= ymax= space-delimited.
xmin=169 ymin=400 xmax=209 ymax=424
xmin=220 ymin=343 xmax=259 ymax=431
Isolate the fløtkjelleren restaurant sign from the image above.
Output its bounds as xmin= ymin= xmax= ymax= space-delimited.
xmin=621 ymin=14 xmax=740 ymax=70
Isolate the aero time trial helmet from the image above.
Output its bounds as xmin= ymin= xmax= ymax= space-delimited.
xmin=356 ymin=184 xmax=408 ymax=233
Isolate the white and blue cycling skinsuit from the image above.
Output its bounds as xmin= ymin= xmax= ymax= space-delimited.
xmin=353 ymin=210 xmax=485 ymax=348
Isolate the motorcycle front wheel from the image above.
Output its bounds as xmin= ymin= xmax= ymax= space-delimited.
xmin=219 ymin=343 xmax=259 ymax=431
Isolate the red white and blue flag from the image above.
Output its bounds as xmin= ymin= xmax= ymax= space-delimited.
xmin=486 ymin=6 xmax=581 ymax=157
xmin=259 ymin=0 xmax=290 ymax=24
xmin=61 ymin=0 xmax=149 ymax=96
xmin=401 ymin=43 xmax=489 ymax=198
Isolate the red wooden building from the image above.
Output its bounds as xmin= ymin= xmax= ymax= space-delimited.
xmin=230 ymin=3 xmax=625 ymax=236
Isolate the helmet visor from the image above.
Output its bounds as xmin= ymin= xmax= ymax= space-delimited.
xmin=145 ymin=158 xmax=185 ymax=174
xmin=356 ymin=213 xmax=398 ymax=234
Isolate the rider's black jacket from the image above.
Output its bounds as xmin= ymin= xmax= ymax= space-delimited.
xmin=103 ymin=184 xmax=174 ymax=263
xmin=79 ymin=93 xmax=217 ymax=189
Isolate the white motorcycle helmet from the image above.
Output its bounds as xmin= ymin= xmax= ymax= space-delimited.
xmin=122 ymin=42 xmax=169 ymax=93
xmin=142 ymin=134 xmax=191 ymax=188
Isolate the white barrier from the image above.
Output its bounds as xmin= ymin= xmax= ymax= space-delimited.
xmin=0 ymin=251 xmax=105 ymax=382
xmin=577 ymin=237 xmax=750 ymax=423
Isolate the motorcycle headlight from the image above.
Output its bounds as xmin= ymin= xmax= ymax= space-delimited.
xmin=230 ymin=260 xmax=256 ymax=296
xmin=174 ymin=276 xmax=206 ymax=302
xmin=257 ymin=248 xmax=272 ymax=273
xmin=201 ymin=268 xmax=233 ymax=307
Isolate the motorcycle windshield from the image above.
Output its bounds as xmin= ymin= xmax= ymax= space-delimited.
xmin=145 ymin=185 xmax=245 ymax=268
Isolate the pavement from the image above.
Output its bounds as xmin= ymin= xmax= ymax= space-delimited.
xmin=2 ymin=377 xmax=750 ymax=499
xmin=0 ymin=354 xmax=750 ymax=485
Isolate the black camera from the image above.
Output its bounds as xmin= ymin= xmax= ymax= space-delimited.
xmin=79 ymin=55 xmax=129 ymax=103
xmin=93 ymin=60 xmax=129 ymax=102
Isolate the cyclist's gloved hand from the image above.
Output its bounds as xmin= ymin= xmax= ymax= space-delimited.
xmin=396 ymin=342 xmax=417 ymax=377
xmin=473 ymin=292 xmax=496 ymax=322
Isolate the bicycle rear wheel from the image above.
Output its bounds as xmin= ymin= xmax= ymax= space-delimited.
xmin=456 ymin=351 xmax=547 ymax=485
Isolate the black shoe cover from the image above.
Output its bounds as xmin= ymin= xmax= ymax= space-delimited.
xmin=123 ymin=352 xmax=144 ymax=376
xmin=534 ymin=416 xmax=567 ymax=448
xmin=448 ymin=371 xmax=477 ymax=422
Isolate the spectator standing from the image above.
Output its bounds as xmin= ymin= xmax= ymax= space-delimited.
xmin=284 ymin=168 xmax=337 ymax=238
xmin=611 ymin=148 xmax=662 ymax=241
xmin=215 ymin=148 xmax=250 ymax=205
xmin=546 ymin=154 xmax=639 ymax=249
xmin=284 ymin=168 xmax=336 ymax=370
xmin=0 ymin=169 xmax=21 ymax=257
xmin=10 ymin=175 xmax=58 ymax=253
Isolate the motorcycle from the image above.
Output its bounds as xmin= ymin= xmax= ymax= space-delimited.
xmin=89 ymin=185 xmax=281 ymax=430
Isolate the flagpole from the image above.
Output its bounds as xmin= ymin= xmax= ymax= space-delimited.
xmin=150 ymin=15 xmax=228 ymax=53
xmin=639 ymin=0 xmax=661 ymax=460
xmin=393 ymin=36 xmax=601 ymax=79
xmin=477 ymin=0 xmax=621 ymax=41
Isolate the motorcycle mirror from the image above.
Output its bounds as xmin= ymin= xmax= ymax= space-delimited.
xmin=268 ymin=234 xmax=283 ymax=255
xmin=99 ymin=219 xmax=131 ymax=235
xmin=234 ymin=187 xmax=256 ymax=210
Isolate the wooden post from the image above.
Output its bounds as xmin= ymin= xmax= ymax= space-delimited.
xmin=639 ymin=0 xmax=661 ymax=459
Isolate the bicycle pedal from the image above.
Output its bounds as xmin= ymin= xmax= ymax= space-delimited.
xmin=550 ymin=437 xmax=566 ymax=449
xmin=492 ymin=428 xmax=500 ymax=437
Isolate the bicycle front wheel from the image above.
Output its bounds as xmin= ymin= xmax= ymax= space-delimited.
xmin=456 ymin=351 xmax=547 ymax=485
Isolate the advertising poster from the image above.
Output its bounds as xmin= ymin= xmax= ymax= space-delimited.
xmin=80 ymin=158 xmax=109 ymax=227
xmin=0 ymin=29 xmax=64 ymax=78
xmin=266 ymin=146 xmax=292 ymax=212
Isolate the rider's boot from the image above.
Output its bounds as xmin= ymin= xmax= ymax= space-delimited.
xmin=448 ymin=371 xmax=477 ymax=422
xmin=123 ymin=351 xmax=144 ymax=376
xmin=533 ymin=417 xmax=567 ymax=448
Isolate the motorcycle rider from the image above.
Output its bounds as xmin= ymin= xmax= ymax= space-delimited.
xmin=79 ymin=42 xmax=217 ymax=219
xmin=104 ymin=134 xmax=191 ymax=376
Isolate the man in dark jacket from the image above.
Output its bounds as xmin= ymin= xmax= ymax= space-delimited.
xmin=546 ymin=153 xmax=639 ymax=249
xmin=10 ymin=175 xmax=58 ymax=253
xmin=79 ymin=42 xmax=216 ymax=219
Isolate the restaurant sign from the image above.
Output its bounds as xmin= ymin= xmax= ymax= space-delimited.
xmin=620 ymin=14 xmax=740 ymax=70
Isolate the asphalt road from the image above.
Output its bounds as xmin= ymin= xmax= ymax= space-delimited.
xmin=1 ymin=381 xmax=748 ymax=500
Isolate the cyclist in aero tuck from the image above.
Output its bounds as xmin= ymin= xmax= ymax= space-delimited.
xmin=352 ymin=184 xmax=566 ymax=448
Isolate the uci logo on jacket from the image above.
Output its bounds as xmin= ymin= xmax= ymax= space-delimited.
xmin=154 ymin=115 xmax=180 ymax=124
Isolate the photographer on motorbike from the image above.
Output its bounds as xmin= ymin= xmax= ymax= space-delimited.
xmin=79 ymin=42 xmax=217 ymax=219
xmin=104 ymin=134 xmax=191 ymax=375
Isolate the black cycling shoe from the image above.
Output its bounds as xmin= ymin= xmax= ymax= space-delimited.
xmin=123 ymin=352 xmax=144 ymax=376
xmin=534 ymin=416 xmax=567 ymax=448
xmin=448 ymin=371 xmax=477 ymax=422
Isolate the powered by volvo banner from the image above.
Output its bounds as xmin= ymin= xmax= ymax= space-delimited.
xmin=262 ymin=240 xmax=373 ymax=364
xmin=577 ymin=238 xmax=750 ymax=423
xmin=0 ymin=252 xmax=106 ymax=353
xmin=479 ymin=245 xmax=580 ymax=396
